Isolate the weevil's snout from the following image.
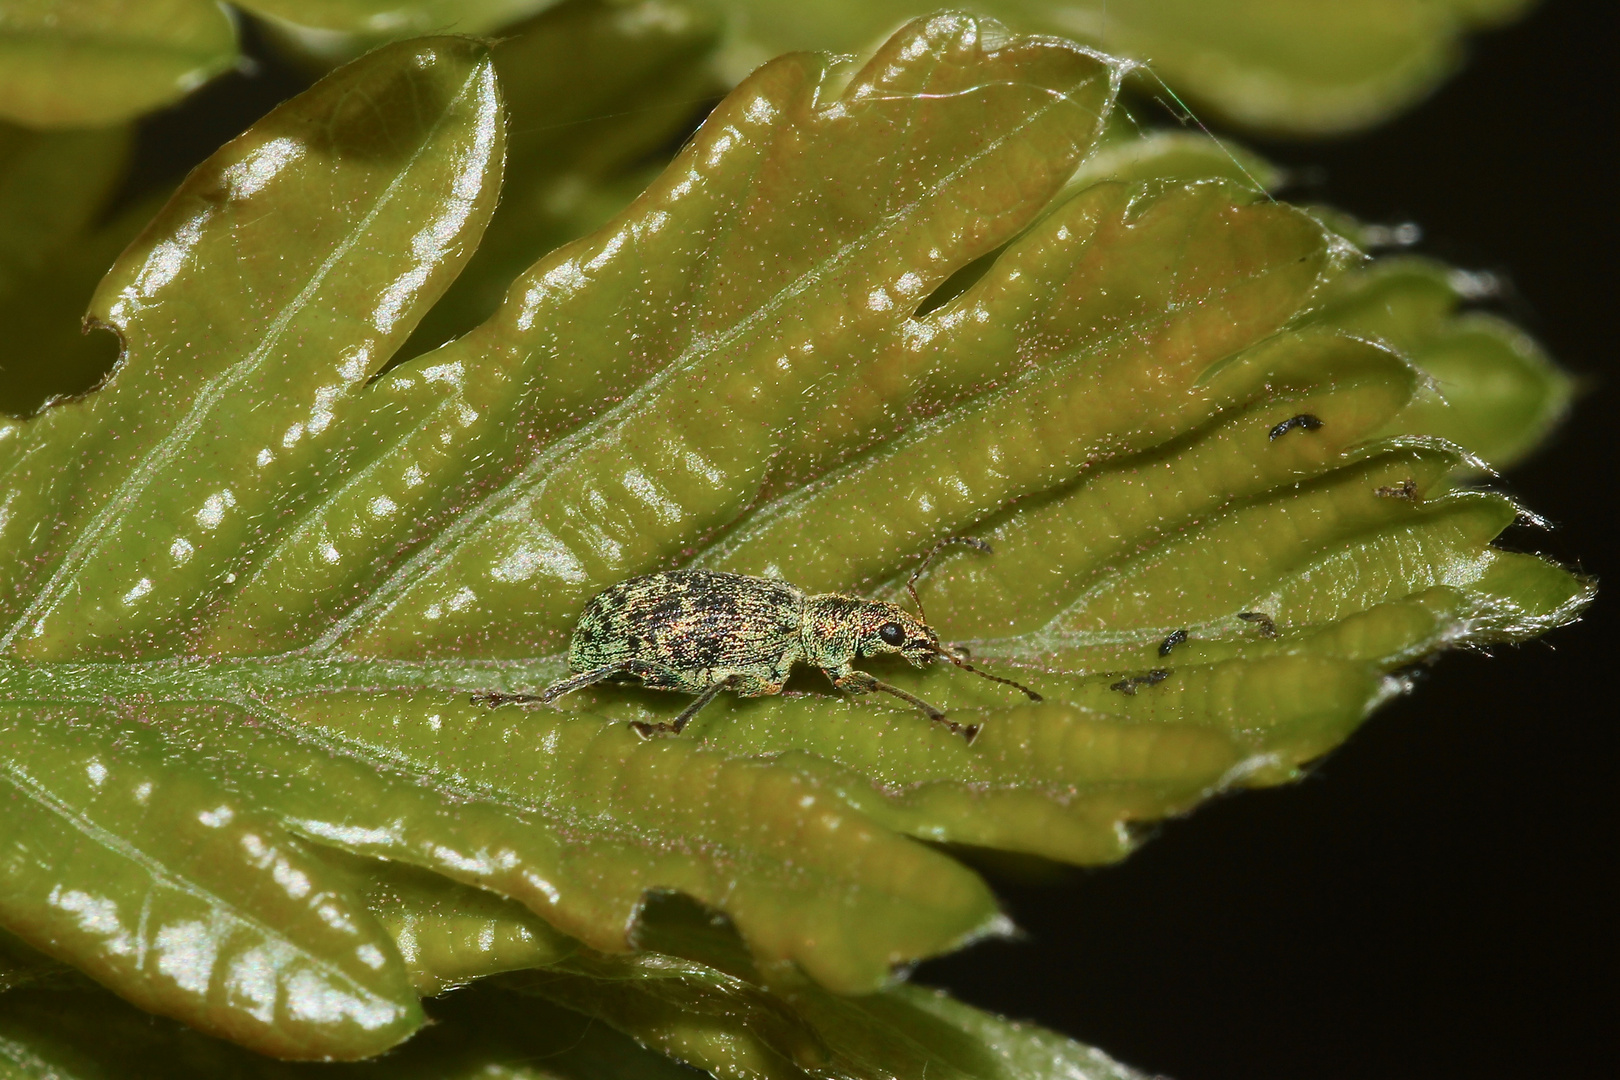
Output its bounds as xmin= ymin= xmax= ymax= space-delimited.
xmin=902 ymin=622 xmax=941 ymax=666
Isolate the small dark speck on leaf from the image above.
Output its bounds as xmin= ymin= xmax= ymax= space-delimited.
xmin=1238 ymin=611 xmax=1278 ymax=637
xmin=1111 ymin=669 xmax=1171 ymax=695
xmin=1375 ymin=478 xmax=1418 ymax=500
xmin=1268 ymin=413 xmax=1324 ymax=441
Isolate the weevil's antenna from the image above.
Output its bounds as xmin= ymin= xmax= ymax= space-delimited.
xmin=929 ymin=645 xmax=1043 ymax=701
xmin=906 ymin=536 xmax=992 ymax=622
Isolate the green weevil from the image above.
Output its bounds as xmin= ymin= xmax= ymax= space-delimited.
xmin=475 ymin=538 xmax=1041 ymax=742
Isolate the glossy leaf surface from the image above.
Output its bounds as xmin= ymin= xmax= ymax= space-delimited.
xmin=0 ymin=883 xmax=1151 ymax=1080
xmin=398 ymin=0 xmax=725 ymax=358
xmin=1 ymin=33 xmax=510 ymax=1059
xmin=0 ymin=0 xmax=237 ymax=127
xmin=0 ymin=978 xmax=703 ymax=1079
xmin=0 ymin=12 xmax=1587 ymax=1066
xmin=0 ymin=964 xmax=1147 ymax=1080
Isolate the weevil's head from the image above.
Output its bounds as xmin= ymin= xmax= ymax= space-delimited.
xmin=802 ymin=595 xmax=940 ymax=668
xmin=854 ymin=600 xmax=941 ymax=667
xmin=804 ymin=593 xmax=1045 ymax=703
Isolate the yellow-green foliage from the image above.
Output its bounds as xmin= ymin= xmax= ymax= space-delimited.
xmin=0 ymin=9 xmax=1585 ymax=1077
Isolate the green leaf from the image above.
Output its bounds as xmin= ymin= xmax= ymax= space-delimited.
xmin=701 ymin=0 xmax=1537 ymax=135
xmin=339 ymin=851 xmax=577 ymax=997
xmin=240 ymin=0 xmax=555 ymax=35
xmin=0 ymin=11 xmax=1588 ymax=1065
xmin=235 ymin=0 xmax=559 ymax=75
xmin=0 ymin=0 xmax=1535 ymax=136
xmin=0 ymin=957 xmax=1148 ymax=1080
xmin=1066 ymin=129 xmax=1573 ymax=471
xmin=0 ymin=883 xmax=1153 ymax=1079
xmin=1306 ymin=257 xmax=1575 ymax=468
xmin=0 ymin=0 xmax=238 ymax=128
xmin=503 ymin=891 xmax=1154 ymax=1079
xmin=1 ymin=33 xmax=509 ymax=1059
xmin=0 ymin=703 xmax=424 ymax=1058
xmin=0 ymin=977 xmax=703 ymax=1078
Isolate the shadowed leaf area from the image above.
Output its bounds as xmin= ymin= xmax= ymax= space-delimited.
xmin=0 ymin=900 xmax=1151 ymax=1078
xmin=702 ymin=0 xmax=1535 ymax=135
xmin=0 ymin=0 xmax=237 ymax=127
xmin=0 ymin=10 xmax=1587 ymax=1074
xmin=0 ymin=120 xmax=157 ymax=417
xmin=0 ymin=0 xmax=1531 ymax=136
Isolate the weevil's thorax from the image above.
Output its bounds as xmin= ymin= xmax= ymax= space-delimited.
xmin=801 ymin=594 xmax=939 ymax=671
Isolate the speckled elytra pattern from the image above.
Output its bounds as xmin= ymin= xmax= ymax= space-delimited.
xmin=571 ymin=570 xmax=822 ymax=697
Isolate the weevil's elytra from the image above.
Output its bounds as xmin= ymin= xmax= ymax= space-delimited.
xmin=1268 ymin=413 xmax=1324 ymax=441
xmin=473 ymin=538 xmax=1042 ymax=742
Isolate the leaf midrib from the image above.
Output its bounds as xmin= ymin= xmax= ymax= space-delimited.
xmin=0 ymin=656 xmax=566 ymax=702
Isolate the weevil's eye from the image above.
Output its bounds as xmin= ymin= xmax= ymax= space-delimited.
xmin=878 ymin=622 xmax=905 ymax=646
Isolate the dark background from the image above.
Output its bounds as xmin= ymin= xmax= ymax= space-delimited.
xmin=919 ymin=4 xmax=1617 ymax=1078
xmin=130 ymin=4 xmax=1615 ymax=1078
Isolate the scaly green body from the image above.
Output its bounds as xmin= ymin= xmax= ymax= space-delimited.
xmin=476 ymin=560 xmax=1040 ymax=740
xmin=570 ymin=570 xmax=811 ymax=697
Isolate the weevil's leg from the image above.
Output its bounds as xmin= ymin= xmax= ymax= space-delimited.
xmin=667 ymin=676 xmax=739 ymax=734
xmin=471 ymin=662 xmax=639 ymax=708
xmin=630 ymin=675 xmax=741 ymax=739
xmin=830 ymin=670 xmax=977 ymax=741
